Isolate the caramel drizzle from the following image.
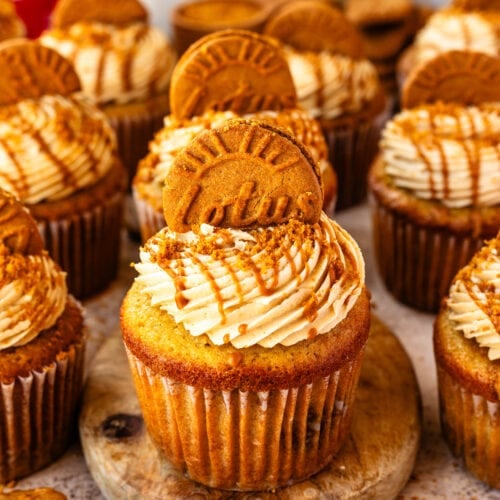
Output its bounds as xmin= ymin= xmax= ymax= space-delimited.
xmin=0 ymin=137 xmax=29 ymax=199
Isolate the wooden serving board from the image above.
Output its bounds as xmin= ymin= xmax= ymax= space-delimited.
xmin=79 ymin=315 xmax=421 ymax=499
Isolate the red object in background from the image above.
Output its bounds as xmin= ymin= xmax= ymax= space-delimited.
xmin=13 ymin=0 xmax=58 ymax=38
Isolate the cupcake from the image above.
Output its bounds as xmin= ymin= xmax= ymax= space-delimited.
xmin=171 ymin=0 xmax=272 ymax=56
xmin=397 ymin=6 xmax=499 ymax=90
xmin=369 ymin=50 xmax=500 ymax=312
xmin=0 ymin=40 xmax=127 ymax=299
xmin=121 ymin=119 xmax=370 ymax=491
xmin=133 ymin=29 xmax=337 ymax=242
xmin=433 ymin=234 xmax=499 ymax=488
xmin=0 ymin=189 xmax=86 ymax=483
xmin=263 ymin=0 xmax=387 ymax=210
xmin=39 ymin=0 xmax=177 ymax=180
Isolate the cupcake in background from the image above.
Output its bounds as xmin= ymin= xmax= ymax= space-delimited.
xmin=0 ymin=188 xmax=86 ymax=483
xmin=0 ymin=39 xmax=127 ymax=299
xmin=369 ymin=49 xmax=500 ymax=312
xmin=433 ymin=234 xmax=499 ymax=488
xmin=397 ymin=4 xmax=500 ymax=90
xmin=264 ymin=0 xmax=387 ymax=211
xmin=344 ymin=0 xmax=427 ymax=98
xmin=133 ymin=29 xmax=337 ymax=242
xmin=121 ymin=119 xmax=370 ymax=491
xmin=39 ymin=0 xmax=176 ymax=180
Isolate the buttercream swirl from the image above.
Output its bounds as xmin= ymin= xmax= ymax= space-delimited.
xmin=413 ymin=9 xmax=498 ymax=67
xmin=447 ymin=236 xmax=500 ymax=360
xmin=134 ymin=109 xmax=330 ymax=211
xmin=381 ymin=103 xmax=500 ymax=208
xmin=0 ymin=94 xmax=117 ymax=204
xmin=0 ymin=246 xmax=67 ymax=351
xmin=134 ymin=213 xmax=365 ymax=348
xmin=40 ymin=22 xmax=176 ymax=105
xmin=284 ymin=48 xmax=381 ymax=120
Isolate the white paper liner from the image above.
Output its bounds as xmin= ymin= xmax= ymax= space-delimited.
xmin=125 ymin=346 xmax=364 ymax=491
xmin=437 ymin=365 xmax=499 ymax=489
xmin=37 ymin=190 xmax=124 ymax=299
xmin=0 ymin=341 xmax=85 ymax=483
xmin=132 ymin=189 xmax=166 ymax=243
xmin=371 ymin=201 xmax=486 ymax=312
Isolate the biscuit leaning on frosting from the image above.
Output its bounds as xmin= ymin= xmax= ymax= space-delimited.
xmin=163 ymin=119 xmax=323 ymax=233
xmin=401 ymin=50 xmax=500 ymax=109
xmin=0 ymin=38 xmax=81 ymax=105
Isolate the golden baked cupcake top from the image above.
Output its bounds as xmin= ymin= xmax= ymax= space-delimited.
xmin=447 ymin=234 xmax=500 ymax=360
xmin=40 ymin=0 xmax=176 ymax=105
xmin=263 ymin=0 xmax=384 ymax=121
xmin=0 ymin=0 xmax=25 ymax=40
xmin=0 ymin=189 xmax=67 ymax=351
xmin=0 ymin=40 xmax=118 ymax=204
xmin=134 ymin=120 xmax=365 ymax=349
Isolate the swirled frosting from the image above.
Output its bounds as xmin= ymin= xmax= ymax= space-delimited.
xmin=447 ymin=236 xmax=500 ymax=360
xmin=134 ymin=213 xmax=365 ymax=348
xmin=0 ymin=94 xmax=117 ymax=204
xmin=284 ymin=48 xmax=381 ymax=120
xmin=40 ymin=22 xmax=176 ymax=105
xmin=133 ymin=109 xmax=330 ymax=211
xmin=413 ymin=9 xmax=498 ymax=67
xmin=0 ymin=246 xmax=67 ymax=350
xmin=381 ymin=102 xmax=500 ymax=208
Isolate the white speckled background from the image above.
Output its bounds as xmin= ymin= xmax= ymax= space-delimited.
xmin=7 ymin=202 xmax=499 ymax=499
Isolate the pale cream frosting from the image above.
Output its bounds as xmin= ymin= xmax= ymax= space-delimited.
xmin=448 ymin=237 xmax=500 ymax=360
xmin=0 ymin=246 xmax=67 ymax=351
xmin=40 ymin=21 xmax=176 ymax=105
xmin=381 ymin=103 xmax=500 ymax=208
xmin=134 ymin=213 xmax=365 ymax=349
xmin=413 ymin=9 xmax=498 ymax=67
xmin=133 ymin=109 xmax=331 ymax=211
xmin=0 ymin=94 xmax=117 ymax=204
xmin=284 ymin=48 xmax=381 ymax=120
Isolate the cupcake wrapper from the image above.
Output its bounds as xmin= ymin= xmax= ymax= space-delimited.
xmin=436 ymin=365 xmax=499 ymax=489
xmin=37 ymin=190 xmax=124 ymax=300
xmin=323 ymin=115 xmax=385 ymax=211
xmin=132 ymin=189 xmax=165 ymax=243
xmin=371 ymin=201 xmax=485 ymax=312
xmin=125 ymin=347 xmax=365 ymax=491
xmin=0 ymin=342 xmax=85 ymax=483
xmin=107 ymin=104 xmax=168 ymax=185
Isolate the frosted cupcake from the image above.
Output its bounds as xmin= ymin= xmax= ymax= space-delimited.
xmin=397 ymin=6 xmax=500 ymax=88
xmin=369 ymin=50 xmax=500 ymax=312
xmin=434 ymin=234 xmax=499 ymax=488
xmin=133 ymin=29 xmax=337 ymax=241
xmin=121 ymin=119 xmax=370 ymax=491
xmin=0 ymin=189 xmax=86 ymax=483
xmin=0 ymin=40 xmax=127 ymax=299
xmin=40 ymin=0 xmax=176 ymax=179
xmin=264 ymin=0 xmax=387 ymax=210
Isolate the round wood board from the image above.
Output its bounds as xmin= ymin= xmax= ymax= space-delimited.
xmin=79 ymin=315 xmax=422 ymax=499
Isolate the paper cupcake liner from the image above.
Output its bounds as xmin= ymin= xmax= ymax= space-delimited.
xmin=125 ymin=346 xmax=365 ymax=491
xmin=37 ymin=190 xmax=124 ymax=300
xmin=106 ymin=102 xmax=169 ymax=186
xmin=0 ymin=342 xmax=85 ymax=483
xmin=371 ymin=201 xmax=485 ymax=312
xmin=436 ymin=365 xmax=499 ymax=489
xmin=132 ymin=189 xmax=165 ymax=243
xmin=322 ymin=115 xmax=386 ymax=211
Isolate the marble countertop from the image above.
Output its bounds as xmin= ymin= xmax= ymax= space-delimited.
xmin=9 ymin=202 xmax=500 ymax=500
